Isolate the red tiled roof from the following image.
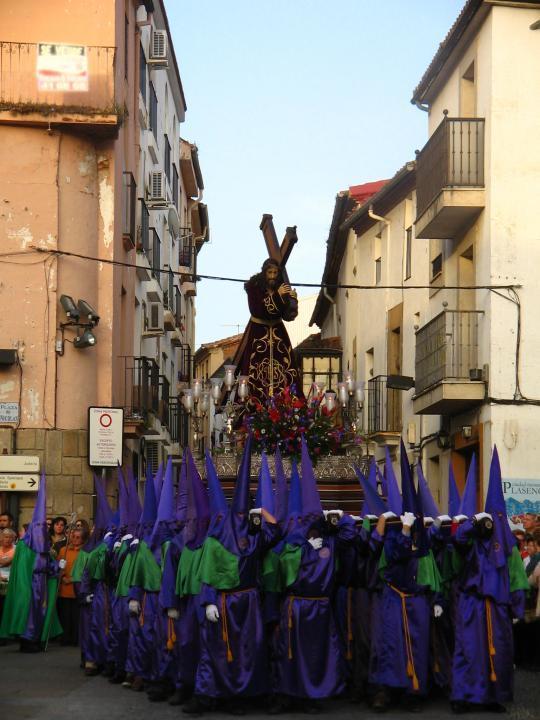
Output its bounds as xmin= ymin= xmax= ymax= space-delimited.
xmin=349 ymin=179 xmax=389 ymax=206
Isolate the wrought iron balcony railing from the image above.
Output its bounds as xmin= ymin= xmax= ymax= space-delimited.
xmin=416 ymin=116 xmax=485 ymax=220
xmin=367 ymin=375 xmax=402 ymax=435
xmin=415 ymin=310 xmax=483 ymax=396
xmin=122 ymin=356 xmax=160 ymax=419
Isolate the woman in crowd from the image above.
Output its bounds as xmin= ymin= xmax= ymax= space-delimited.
xmin=49 ymin=516 xmax=67 ymax=557
xmin=56 ymin=527 xmax=86 ymax=645
xmin=0 ymin=528 xmax=17 ymax=622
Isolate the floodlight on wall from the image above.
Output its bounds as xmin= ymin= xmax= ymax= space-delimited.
xmin=60 ymin=294 xmax=80 ymax=322
xmin=77 ymin=299 xmax=100 ymax=326
xmin=73 ymin=329 xmax=97 ymax=349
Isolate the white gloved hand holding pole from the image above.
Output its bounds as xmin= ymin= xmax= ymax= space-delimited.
xmin=401 ymin=512 xmax=416 ymax=535
xmin=205 ymin=604 xmax=220 ymax=623
xmin=128 ymin=599 xmax=141 ymax=616
xmin=433 ymin=604 xmax=443 ymax=618
xmin=167 ymin=608 xmax=179 ymax=620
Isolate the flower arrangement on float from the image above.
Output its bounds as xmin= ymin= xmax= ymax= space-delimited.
xmin=241 ymin=385 xmax=360 ymax=461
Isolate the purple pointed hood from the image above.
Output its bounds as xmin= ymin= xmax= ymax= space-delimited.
xmin=485 ymin=446 xmax=515 ymax=567
xmin=274 ymin=447 xmax=288 ymax=526
xmin=84 ymin=475 xmax=114 ymax=551
xmin=153 ymin=462 xmax=164 ymax=504
xmin=126 ymin=466 xmax=142 ymax=535
xmin=25 ymin=472 xmax=49 ymax=554
xmin=417 ymin=462 xmax=439 ymax=519
xmin=150 ymin=457 xmax=176 ymax=551
xmin=385 ymin=447 xmax=402 ymax=515
xmin=356 ymin=459 xmax=387 ymax=517
xmin=176 ymin=451 xmax=189 ymax=524
xmin=300 ymin=437 xmax=322 ymax=519
xmin=258 ymin=452 xmax=276 ymax=518
xmin=288 ymin=460 xmax=302 ymax=518
xmin=207 ymin=437 xmax=256 ymax=556
xmin=448 ymin=461 xmax=461 ymax=517
xmin=458 ymin=455 xmax=477 ymax=517
xmin=376 ymin=464 xmax=387 ymax=498
xmin=184 ymin=447 xmax=210 ymax=549
xmin=117 ymin=465 xmax=129 ymax=531
xmin=400 ymin=441 xmax=417 ymax=514
xmin=205 ymin=450 xmax=228 ymax=516
xmin=137 ymin=463 xmax=158 ymax=543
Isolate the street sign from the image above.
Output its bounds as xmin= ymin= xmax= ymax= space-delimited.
xmin=88 ymin=407 xmax=124 ymax=467
xmin=0 ymin=455 xmax=40 ymax=472
xmin=37 ymin=43 xmax=89 ymax=93
xmin=0 ymin=402 xmax=19 ymax=423
xmin=0 ymin=474 xmax=40 ymax=492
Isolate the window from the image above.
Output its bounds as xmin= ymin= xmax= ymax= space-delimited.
xmin=431 ymin=253 xmax=443 ymax=280
xmin=139 ymin=199 xmax=150 ymax=255
xmin=164 ymin=135 xmax=171 ymax=183
xmin=375 ymin=257 xmax=382 ymax=285
xmin=151 ymin=228 xmax=161 ymax=280
xmin=300 ymin=354 xmax=341 ymax=396
xmin=404 ymin=226 xmax=412 ymax=280
xmin=172 ymin=164 xmax=179 ymax=210
xmin=122 ymin=172 xmax=136 ymax=245
xmin=149 ymin=83 xmax=158 ymax=139
xmin=142 ymin=300 xmax=148 ymax=332
xmin=139 ymin=42 xmax=146 ymax=104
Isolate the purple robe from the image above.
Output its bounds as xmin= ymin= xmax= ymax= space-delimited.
xmin=451 ymin=520 xmax=525 ymax=705
xmin=195 ymin=533 xmax=271 ymax=698
xmin=234 ymin=280 xmax=301 ymax=406
xmin=368 ymin=529 xmax=430 ymax=696
xmin=273 ymin=521 xmax=354 ymax=699
xmin=125 ymin=588 xmax=159 ymax=680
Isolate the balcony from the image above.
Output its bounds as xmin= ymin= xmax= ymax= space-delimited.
xmin=163 ymin=270 xmax=176 ymax=331
xmin=415 ymin=116 xmax=485 ymax=239
xmin=367 ymin=375 xmax=403 ymax=446
xmin=413 ymin=310 xmax=485 ymax=415
xmin=159 ymin=376 xmax=170 ymax=428
xmin=0 ymin=41 xmax=119 ymax=136
xmin=122 ymin=357 xmax=160 ymax=437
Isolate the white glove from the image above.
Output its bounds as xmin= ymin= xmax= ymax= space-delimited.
xmin=382 ymin=511 xmax=397 ymax=519
xmin=128 ymin=599 xmax=141 ymax=615
xmin=167 ymin=608 xmax=179 ymax=620
xmin=433 ymin=604 xmax=443 ymax=618
xmin=350 ymin=515 xmax=362 ymax=522
xmin=308 ymin=537 xmax=323 ymax=550
xmin=104 ymin=531 xmax=113 ymax=540
xmin=113 ymin=541 xmax=121 ymax=549
xmin=512 ymin=618 xmax=520 ymax=625
xmin=323 ymin=509 xmax=343 ymax=518
xmin=205 ymin=604 xmax=220 ymax=622
xmin=58 ymin=559 xmax=67 ymax=570
xmin=85 ymin=594 xmax=94 ymax=604
xmin=437 ymin=514 xmax=452 ymax=523
xmin=121 ymin=534 xmax=133 ymax=543
xmin=401 ymin=512 xmax=416 ymax=528
xmin=453 ymin=514 xmax=468 ymax=523
xmin=130 ymin=538 xmax=140 ymax=548
xmin=249 ymin=508 xmax=262 ymax=515
xmin=474 ymin=512 xmax=492 ymax=522
xmin=364 ymin=514 xmax=378 ymax=520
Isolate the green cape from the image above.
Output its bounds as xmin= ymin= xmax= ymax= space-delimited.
xmin=116 ymin=540 xmax=161 ymax=595
xmin=197 ymin=536 xmax=239 ymax=590
xmin=0 ymin=542 xmax=62 ymax=640
xmin=176 ymin=546 xmax=204 ymax=597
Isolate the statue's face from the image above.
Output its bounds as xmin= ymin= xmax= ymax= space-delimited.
xmin=265 ymin=265 xmax=279 ymax=288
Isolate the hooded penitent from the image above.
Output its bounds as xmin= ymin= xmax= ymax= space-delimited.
xmin=458 ymin=455 xmax=477 ymax=517
xmin=273 ymin=446 xmax=289 ymax=528
xmin=448 ymin=461 xmax=461 ymax=517
xmin=356 ymin=458 xmax=387 ymax=518
xmin=385 ymin=446 xmax=403 ymax=516
xmin=0 ymin=473 xmax=62 ymax=642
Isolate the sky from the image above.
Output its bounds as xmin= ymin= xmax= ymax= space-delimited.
xmin=165 ymin=0 xmax=465 ymax=346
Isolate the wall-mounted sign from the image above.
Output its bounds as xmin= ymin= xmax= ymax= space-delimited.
xmin=0 ymin=474 xmax=40 ymax=492
xmin=37 ymin=43 xmax=88 ymax=93
xmin=0 ymin=402 xmax=19 ymax=424
xmin=503 ymin=478 xmax=540 ymax=518
xmin=88 ymin=407 xmax=124 ymax=468
xmin=0 ymin=455 xmax=40 ymax=473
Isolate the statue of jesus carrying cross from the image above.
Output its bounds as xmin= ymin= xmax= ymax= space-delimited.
xmin=232 ymin=215 xmax=303 ymax=408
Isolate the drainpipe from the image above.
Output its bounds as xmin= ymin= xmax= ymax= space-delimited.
xmin=414 ymin=100 xmax=429 ymax=113
xmin=368 ymin=205 xmax=390 ymax=228
xmin=323 ymin=287 xmax=338 ymax=337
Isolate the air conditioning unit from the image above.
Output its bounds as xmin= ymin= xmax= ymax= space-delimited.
xmin=148 ymin=171 xmax=166 ymax=203
xmin=149 ymin=30 xmax=168 ymax=64
xmin=147 ymin=301 xmax=164 ymax=333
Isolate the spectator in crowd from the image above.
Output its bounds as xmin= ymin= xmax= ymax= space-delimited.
xmin=523 ymin=513 xmax=539 ymax=534
xmin=49 ymin=517 xmax=67 ymax=557
xmin=0 ymin=528 xmax=17 ymax=623
xmin=513 ymin=530 xmax=527 ymax=557
xmin=56 ymin=528 xmax=85 ymax=646
xmin=525 ymin=531 xmax=540 ymax=577
xmin=74 ymin=519 xmax=91 ymax=538
xmin=0 ymin=512 xmax=15 ymax=531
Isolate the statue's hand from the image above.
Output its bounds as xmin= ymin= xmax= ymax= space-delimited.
xmin=277 ymin=284 xmax=291 ymax=297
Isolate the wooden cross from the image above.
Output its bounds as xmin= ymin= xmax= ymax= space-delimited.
xmin=259 ymin=214 xmax=298 ymax=284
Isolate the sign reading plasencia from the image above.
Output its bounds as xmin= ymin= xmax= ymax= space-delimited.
xmin=37 ymin=43 xmax=89 ymax=93
xmin=0 ymin=402 xmax=19 ymax=424
xmin=88 ymin=407 xmax=124 ymax=468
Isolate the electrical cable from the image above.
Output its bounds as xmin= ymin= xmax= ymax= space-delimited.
xmin=3 ymin=247 xmax=521 ymax=292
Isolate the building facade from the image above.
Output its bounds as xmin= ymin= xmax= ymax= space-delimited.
xmin=0 ymin=0 xmax=207 ymax=525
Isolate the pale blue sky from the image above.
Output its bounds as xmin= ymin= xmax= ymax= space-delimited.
xmin=165 ymin=0 xmax=465 ymax=345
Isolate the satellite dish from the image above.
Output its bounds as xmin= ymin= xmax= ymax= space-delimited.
xmin=168 ymin=206 xmax=180 ymax=238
